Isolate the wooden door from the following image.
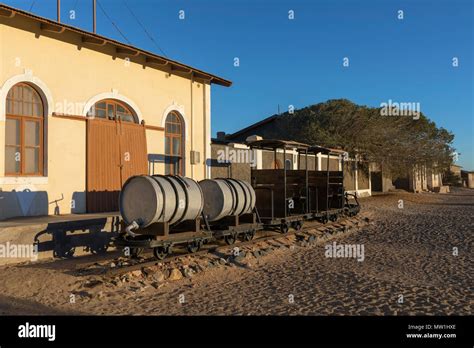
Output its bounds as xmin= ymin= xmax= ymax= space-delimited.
xmin=119 ymin=122 xmax=148 ymax=186
xmin=86 ymin=119 xmax=147 ymax=213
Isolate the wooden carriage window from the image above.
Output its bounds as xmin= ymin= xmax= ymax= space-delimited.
xmin=87 ymin=99 xmax=136 ymax=123
xmin=164 ymin=111 xmax=183 ymax=175
xmin=5 ymin=83 xmax=44 ymax=176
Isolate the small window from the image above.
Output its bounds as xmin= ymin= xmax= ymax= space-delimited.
xmin=88 ymin=99 xmax=137 ymax=123
xmin=164 ymin=111 xmax=184 ymax=175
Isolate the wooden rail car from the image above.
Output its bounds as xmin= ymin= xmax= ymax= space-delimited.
xmin=248 ymin=140 xmax=313 ymax=233
xmin=113 ymin=215 xmax=211 ymax=259
xmin=247 ymin=139 xmax=360 ymax=231
xmin=306 ymin=145 xmax=346 ymax=222
xmin=204 ymin=210 xmax=262 ymax=245
xmin=113 ymin=211 xmax=264 ymax=260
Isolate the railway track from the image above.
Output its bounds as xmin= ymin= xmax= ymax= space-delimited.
xmin=75 ymin=216 xmax=363 ymax=279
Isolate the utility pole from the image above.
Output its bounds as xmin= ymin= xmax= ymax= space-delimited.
xmin=57 ymin=0 xmax=60 ymax=22
xmin=93 ymin=0 xmax=97 ymax=33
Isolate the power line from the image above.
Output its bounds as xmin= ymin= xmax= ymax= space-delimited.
xmin=29 ymin=0 xmax=36 ymax=12
xmin=122 ymin=0 xmax=168 ymax=57
xmin=96 ymin=0 xmax=132 ymax=45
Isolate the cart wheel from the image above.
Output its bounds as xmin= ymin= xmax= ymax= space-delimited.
xmin=243 ymin=230 xmax=255 ymax=242
xmin=187 ymin=241 xmax=201 ymax=253
xmin=224 ymin=234 xmax=236 ymax=245
xmin=91 ymin=243 xmax=109 ymax=254
xmin=153 ymin=246 xmax=167 ymax=260
xmin=292 ymin=221 xmax=303 ymax=231
xmin=321 ymin=216 xmax=328 ymax=224
xmin=330 ymin=215 xmax=338 ymax=222
xmin=130 ymin=247 xmax=143 ymax=258
xmin=53 ymin=244 xmax=75 ymax=258
xmin=280 ymin=223 xmax=289 ymax=234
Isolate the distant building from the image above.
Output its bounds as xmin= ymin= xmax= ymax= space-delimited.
xmin=394 ymin=164 xmax=444 ymax=193
xmin=369 ymin=163 xmax=394 ymax=193
xmin=448 ymin=164 xmax=463 ymax=185
xmin=461 ymin=170 xmax=474 ymax=188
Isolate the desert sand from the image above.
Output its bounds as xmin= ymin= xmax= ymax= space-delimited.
xmin=0 ymin=188 xmax=472 ymax=315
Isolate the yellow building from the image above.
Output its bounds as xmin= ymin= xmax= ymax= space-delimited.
xmin=0 ymin=4 xmax=231 ymax=220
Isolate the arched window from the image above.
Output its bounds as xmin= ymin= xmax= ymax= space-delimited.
xmin=87 ymin=99 xmax=137 ymax=123
xmin=5 ymin=83 xmax=44 ymax=175
xmin=164 ymin=111 xmax=184 ymax=175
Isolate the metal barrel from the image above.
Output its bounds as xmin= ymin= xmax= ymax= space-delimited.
xmin=199 ymin=178 xmax=256 ymax=222
xmin=119 ymin=175 xmax=204 ymax=228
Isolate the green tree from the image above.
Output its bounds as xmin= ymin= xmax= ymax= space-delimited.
xmin=263 ymin=99 xmax=455 ymax=178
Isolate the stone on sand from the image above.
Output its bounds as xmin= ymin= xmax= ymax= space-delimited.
xmin=168 ymin=268 xmax=183 ymax=281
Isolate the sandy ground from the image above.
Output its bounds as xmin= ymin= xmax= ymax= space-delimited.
xmin=0 ymin=188 xmax=472 ymax=315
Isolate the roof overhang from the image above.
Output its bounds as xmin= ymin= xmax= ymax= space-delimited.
xmin=0 ymin=4 xmax=232 ymax=87
xmin=246 ymin=139 xmax=310 ymax=151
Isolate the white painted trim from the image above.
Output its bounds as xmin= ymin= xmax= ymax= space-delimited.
xmin=346 ymin=189 xmax=371 ymax=197
xmin=354 ymin=162 xmax=359 ymax=191
xmin=231 ymin=143 xmax=250 ymax=149
xmin=161 ymin=103 xmax=189 ymax=140
xmin=0 ymin=72 xmax=54 ymax=121
xmin=368 ymin=169 xmax=372 ymax=192
xmin=0 ymin=177 xmax=48 ymax=185
xmin=82 ymin=91 xmax=143 ymax=123
xmin=204 ymin=85 xmax=211 ymax=179
xmin=274 ymin=148 xmax=297 ymax=155
xmin=256 ymin=149 xmax=263 ymax=170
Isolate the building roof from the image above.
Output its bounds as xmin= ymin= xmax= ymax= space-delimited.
xmin=225 ymin=114 xmax=279 ymax=139
xmin=308 ymin=145 xmax=346 ymax=156
xmin=246 ymin=139 xmax=310 ymax=151
xmin=0 ymin=3 xmax=232 ymax=87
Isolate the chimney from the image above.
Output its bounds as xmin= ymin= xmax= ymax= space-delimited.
xmin=216 ymin=131 xmax=226 ymax=140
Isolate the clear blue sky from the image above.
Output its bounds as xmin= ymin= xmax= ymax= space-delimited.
xmin=3 ymin=0 xmax=473 ymax=169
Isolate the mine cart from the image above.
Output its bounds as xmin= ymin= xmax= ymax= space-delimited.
xmin=114 ymin=174 xmax=264 ymax=259
xmin=306 ymin=145 xmax=360 ymax=222
xmin=114 ymin=216 xmax=213 ymax=259
xmin=198 ymin=177 xmax=263 ymax=245
xmin=247 ymin=139 xmax=313 ymax=233
xmin=306 ymin=145 xmax=345 ymax=222
xmin=114 ymin=174 xmax=213 ymax=259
